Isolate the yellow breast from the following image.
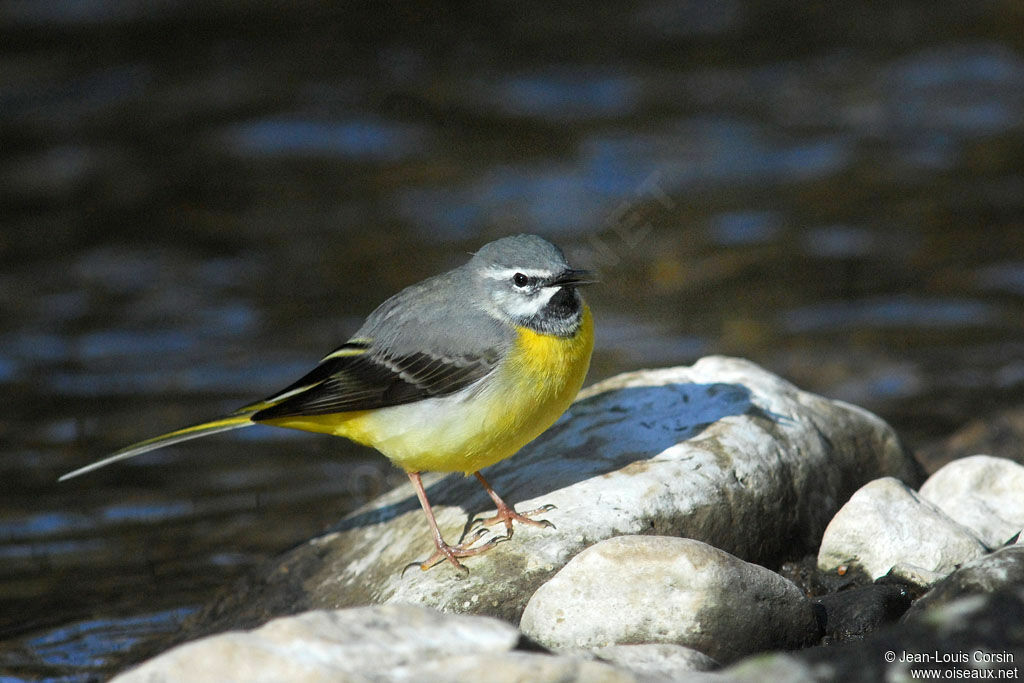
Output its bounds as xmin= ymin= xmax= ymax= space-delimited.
xmin=457 ymin=303 xmax=594 ymax=472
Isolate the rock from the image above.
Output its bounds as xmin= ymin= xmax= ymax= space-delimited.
xmin=918 ymin=455 xmax=1024 ymax=547
xmin=813 ymin=583 xmax=912 ymax=643
xmin=725 ymin=588 xmax=1024 ymax=683
xmin=182 ymin=357 xmax=921 ymax=639
xmin=113 ymin=605 xmax=521 ymax=682
xmin=817 ymin=477 xmax=987 ymax=581
xmin=721 ymin=654 xmax=827 ymax=682
xmin=397 ymin=652 xmax=638 ymax=683
xmin=588 ymin=644 xmax=719 ymax=677
xmin=885 ymin=563 xmax=948 ymax=589
xmin=519 ymin=536 xmax=821 ymax=664
xmin=906 ymin=545 xmax=1024 ymax=616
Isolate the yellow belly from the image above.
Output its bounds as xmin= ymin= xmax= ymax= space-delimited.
xmin=262 ymin=306 xmax=594 ymax=474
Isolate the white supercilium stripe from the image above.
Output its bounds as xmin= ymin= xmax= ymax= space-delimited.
xmin=481 ymin=267 xmax=554 ymax=281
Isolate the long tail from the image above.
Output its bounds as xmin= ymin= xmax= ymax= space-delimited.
xmin=59 ymin=351 xmax=344 ymax=482
xmin=58 ymin=412 xmax=257 ymax=481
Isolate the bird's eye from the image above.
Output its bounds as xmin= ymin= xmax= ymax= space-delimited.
xmin=513 ymin=273 xmax=529 ymax=287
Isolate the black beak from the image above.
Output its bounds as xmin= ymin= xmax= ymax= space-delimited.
xmin=549 ymin=268 xmax=597 ymax=287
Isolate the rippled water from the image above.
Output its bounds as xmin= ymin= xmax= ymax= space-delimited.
xmin=2 ymin=2 xmax=1023 ymax=679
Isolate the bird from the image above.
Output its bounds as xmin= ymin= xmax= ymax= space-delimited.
xmin=60 ymin=234 xmax=595 ymax=574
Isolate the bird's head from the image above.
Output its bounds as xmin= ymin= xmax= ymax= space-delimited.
xmin=469 ymin=234 xmax=594 ymax=336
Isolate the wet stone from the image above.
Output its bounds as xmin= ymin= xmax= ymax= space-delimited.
xmin=728 ymin=588 xmax=1024 ymax=683
xmin=905 ymin=545 xmax=1024 ymax=617
xmin=813 ymin=582 xmax=913 ymax=644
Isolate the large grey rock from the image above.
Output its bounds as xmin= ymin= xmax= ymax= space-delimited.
xmin=918 ymin=455 xmax=1024 ymax=547
xmin=817 ymin=477 xmax=987 ymax=582
xmin=184 ymin=357 xmax=920 ymax=637
xmin=520 ymin=536 xmax=821 ymax=664
xmin=113 ymin=605 xmax=521 ymax=682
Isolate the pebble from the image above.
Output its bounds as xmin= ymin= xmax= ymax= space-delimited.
xmin=817 ymin=477 xmax=987 ymax=581
xmin=520 ymin=536 xmax=820 ymax=664
xmin=918 ymin=454 xmax=1024 ymax=547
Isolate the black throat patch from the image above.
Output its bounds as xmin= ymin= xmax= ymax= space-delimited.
xmin=525 ymin=286 xmax=583 ymax=337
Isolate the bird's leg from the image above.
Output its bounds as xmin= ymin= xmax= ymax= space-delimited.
xmin=406 ymin=471 xmax=504 ymax=574
xmin=469 ymin=471 xmax=556 ymax=539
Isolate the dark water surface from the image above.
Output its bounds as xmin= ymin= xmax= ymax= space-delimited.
xmin=2 ymin=2 xmax=1024 ymax=679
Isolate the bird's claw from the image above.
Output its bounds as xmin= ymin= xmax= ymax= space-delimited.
xmin=461 ymin=526 xmax=491 ymax=545
xmin=471 ymin=501 xmax=557 ymax=536
xmin=406 ymin=528 xmax=511 ymax=577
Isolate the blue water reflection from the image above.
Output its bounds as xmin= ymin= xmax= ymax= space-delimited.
xmin=801 ymin=226 xmax=875 ymax=259
xmin=399 ymin=164 xmax=625 ymax=237
xmin=0 ymin=512 xmax=93 ymax=541
xmin=76 ymin=330 xmax=195 ymax=361
xmin=882 ymin=45 xmax=1024 ymax=134
xmin=100 ymin=502 xmax=194 ymax=524
xmin=831 ymin=363 xmax=923 ymax=404
xmin=977 ymin=262 xmax=1024 ymax=295
xmin=24 ymin=607 xmax=194 ymax=669
xmin=708 ymin=211 xmax=782 ymax=246
xmin=486 ymin=70 xmax=638 ymax=120
xmin=0 ymin=539 xmax=105 ymax=561
xmin=222 ymin=118 xmax=428 ymax=160
xmin=582 ymin=120 xmax=852 ymax=190
xmin=0 ymin=357 xmax=15 ymax=382
xmin=402 ymin=120 xmax=852 ymax=239
xmin=783 ymin=296 xmax=1002 ymax=333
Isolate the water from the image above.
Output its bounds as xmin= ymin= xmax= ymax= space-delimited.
xmin=2 ymin=2 xmax=1023 ymax=679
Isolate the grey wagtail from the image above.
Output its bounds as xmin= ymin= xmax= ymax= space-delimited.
xmin=60 ymin=234 xmax=595 ymax=573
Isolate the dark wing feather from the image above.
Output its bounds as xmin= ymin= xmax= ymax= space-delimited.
xmin=251 ymin=347 xmax=497 ymax=420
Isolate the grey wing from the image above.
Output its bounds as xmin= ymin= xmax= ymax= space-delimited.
xmin=251 ymin=347 xmax=500 ymax=419
xmin=252 ymin=285 xmax=511 ymax=419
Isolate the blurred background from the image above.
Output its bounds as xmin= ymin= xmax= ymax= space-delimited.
xmin=2 ymin=0 xmax=1023 ymax=679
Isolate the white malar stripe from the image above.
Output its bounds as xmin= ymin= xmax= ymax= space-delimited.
xmin=481 ymin=267 xmax=555 ymax=281
xmin=503 ymin=286 xmax=558 ymax=318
